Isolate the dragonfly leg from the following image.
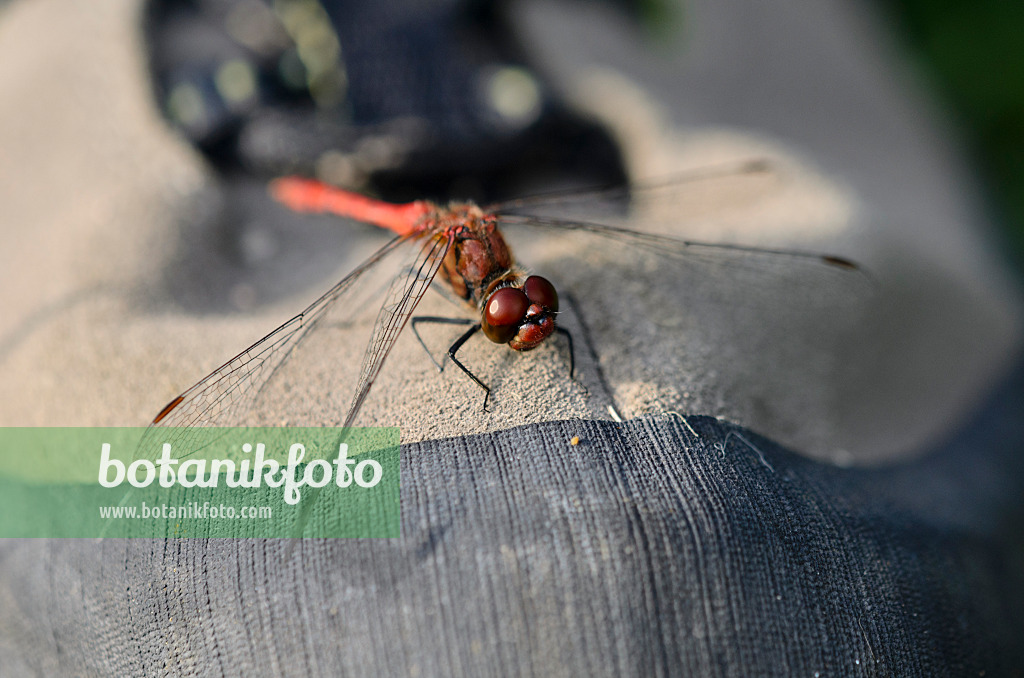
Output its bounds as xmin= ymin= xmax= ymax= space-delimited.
xmin=554 ymin=326 xmax=576 ymax=379
xmin=410 ymin=316 xmax=475 ymax=372
xmin=447 ymin=323 xmax=491 ymax=412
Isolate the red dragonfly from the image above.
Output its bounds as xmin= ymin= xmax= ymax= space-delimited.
xmin=149 ymin=161 xmax=860 ymax=431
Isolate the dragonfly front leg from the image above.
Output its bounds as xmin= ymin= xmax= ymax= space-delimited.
xmin=447 ymin=323 xmax=491 ymax=412
xmin=411 ymin=317 xmax=573 ymax=413
xmin=410 ymin=316 xmax=490 ymax=410
xmin=410 ymin=316 xmax=475 ymax=372
xmin=554 ymin=326 xmax=575 ymax=379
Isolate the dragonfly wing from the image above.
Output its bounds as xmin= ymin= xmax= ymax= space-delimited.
xmin=487 ymin=160 xmax=869 ymax=293
xmin=497 ymin=213 xmax=868 ymax=289
xmin=140 ymin=235 xmax=409 ymax=456
xmin=485 ymin=159 xmax=777 ymax=217
xmin=342 ymin=232 xmax=454 ymax=427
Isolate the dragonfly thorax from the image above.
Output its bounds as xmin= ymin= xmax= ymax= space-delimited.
xmin=435 ymin=207 xmax=511 ymax=305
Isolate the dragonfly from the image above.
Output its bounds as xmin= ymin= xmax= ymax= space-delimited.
xmin=148 ymin=160 xmax=862 ymax=434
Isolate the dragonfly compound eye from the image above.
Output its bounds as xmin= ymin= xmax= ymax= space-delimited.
xmin=523 ymin=275 xmax=558 ymax=312
xmin=482 ymin=287 xmax=530 ymax=343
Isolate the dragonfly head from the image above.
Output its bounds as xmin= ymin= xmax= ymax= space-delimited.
xmin=481 ymin=276 xmax=559 ymax=351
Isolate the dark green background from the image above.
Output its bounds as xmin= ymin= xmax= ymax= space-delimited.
xmin=880 ymin=0 xmax=1024 ymax=274
xmin=632 ymin=0 xmax=1024 ymax=274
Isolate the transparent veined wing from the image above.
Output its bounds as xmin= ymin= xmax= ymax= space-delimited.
xmin=140 ymin=228 xmax=453 ymax=458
